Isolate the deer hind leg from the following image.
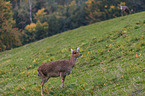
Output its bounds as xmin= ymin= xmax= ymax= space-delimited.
xmin=121 ymin=10 xmax=125 ymax=16
xmin=60 ymin=72 xmax=66 ymax=87
xmin=38 ymin=70 xmax=49 ymax=96
xmin=41 ymin=77 xmax=49 ymax=96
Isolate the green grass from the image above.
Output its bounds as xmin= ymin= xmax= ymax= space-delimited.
xmin=0 ymin=12 xmax=145 ymax=96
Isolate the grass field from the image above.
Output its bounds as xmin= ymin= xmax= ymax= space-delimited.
xmin=0 ymin=12 xmax=145 ymax=96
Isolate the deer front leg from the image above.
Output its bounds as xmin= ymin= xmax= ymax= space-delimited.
xmin=60 ymin=72 xmax=66 ymax=87
xmin=41 ymin=81 xmax=44 ymax=96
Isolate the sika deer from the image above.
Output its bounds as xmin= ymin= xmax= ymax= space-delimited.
xmin=120 ymin=6 xmax=133 ymax=16
xmin=37 ymin=47 xmax=82 ymax=96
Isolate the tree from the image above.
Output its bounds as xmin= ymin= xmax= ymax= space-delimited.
xmin=23 ymin=8 xmax=49 ymax=43
xmin=13 ymin=0 xmax=31 ymax=29
xmin=126 ymin=0 xmax=145 ymax=12
xmin=85 ymin=0 xmax=104 ymax=24
xmin=85 ymin=0 xmax=122 ymax=23
xmin=0 ymin=0 xmax=22 ymax=51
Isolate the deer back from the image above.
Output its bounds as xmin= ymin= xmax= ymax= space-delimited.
xmin=38 ymin=60 xmax=73 ymax=77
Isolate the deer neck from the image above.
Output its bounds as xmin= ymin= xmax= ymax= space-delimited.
xmin=70 ymin=55 xmax=77 ymax=66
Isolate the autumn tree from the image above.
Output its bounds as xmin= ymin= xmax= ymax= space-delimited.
xmin=0 ymin=0 xmax=22 ymax=51
xmin=85 ymin=0 xmax=105 ymax=24
xmin=23 ymin=8 xmax=49 ymax=43
xmin=59 ymin=0 xmax=87 ymax=30
xmin=85 ymin=0 xmax=122 ymax=24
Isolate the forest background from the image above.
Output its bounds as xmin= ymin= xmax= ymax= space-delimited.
xmin=1 ymin=0 xmax=145 ymax=52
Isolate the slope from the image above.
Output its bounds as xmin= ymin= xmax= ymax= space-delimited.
xmin=0 ymin=12 xmax=145 ymax=96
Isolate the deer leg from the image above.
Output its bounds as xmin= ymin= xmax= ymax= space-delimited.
xmin=41 ymin=77 xmax=49 ymax=96
xmin=60 ymin=72 xmax=66 ymax=87
xmin=41 ymin=81 xmax=44 ymax=96
xmin=121 ymin=11 xmax=124 ymax=16
xmin=125 ymin=11 xmax=128 ymax=15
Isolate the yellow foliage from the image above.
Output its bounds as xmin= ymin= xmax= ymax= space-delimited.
xmin=36 ymin=20 xmax=42 ymax=26
xmin=25 ymin=23 xmax=36 ymax=32
xmin=85 ymin=0 xmax=94 ymax=5
xmin=136 ymin=53 xmax=141 ymax=57
xmin=20 ymin=70 xmax=27 ymax=74
xmin=42 ymin=22 xmax=49 ymax=29
xmin=36 ymin=8 xmax=47 ymax=21
xmin=85 ymin=0 xmax=95 ymax=8
xmin=120 ymin=2 xmax=126 ymax=6
xmin=36 ymin=20 xmax=49 ymax=31
xmin=36 ymin=8 xmax=46 ymax=16
xmin=4 ymin=59 xmax=11 ymax=64
xmin=5 ymin=1 xmax=10 ymax=5
xmin=69 ymin=0 xmax=76 ymax=7
xmin=25 ymin=20 xmax=48 ymax=33
xmin=85 ymin=0 xmax=103 ymax=23
xmin=33 ymin=59 xmax=36 ymax=63
xmin=110 ymin=5 xmax=115 ymax=9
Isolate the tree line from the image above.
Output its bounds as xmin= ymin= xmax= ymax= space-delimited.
xmin=1 ymin=0 xmax=145 ymax=52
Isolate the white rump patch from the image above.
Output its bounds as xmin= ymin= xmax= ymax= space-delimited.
xmin=120 ymin=6 xmax=123 ymax=10
xmin=71 ymin=49 xmax=73 ymax=54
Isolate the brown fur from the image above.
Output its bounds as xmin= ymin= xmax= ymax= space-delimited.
xmin=37 ymin=47 xmax=82 ymax=96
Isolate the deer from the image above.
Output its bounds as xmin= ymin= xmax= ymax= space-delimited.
xmin=37 ymin=47 xmax=82 ymax=96
xmin=120 ymin=5 xmax=133 ymax=16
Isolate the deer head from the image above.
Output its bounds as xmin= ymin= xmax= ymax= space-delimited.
xmin=71 ymin=47 xmax=82 ymax=59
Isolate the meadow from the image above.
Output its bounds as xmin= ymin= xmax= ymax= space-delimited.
xmin=0 ymin=11 xmax=145 ymax=96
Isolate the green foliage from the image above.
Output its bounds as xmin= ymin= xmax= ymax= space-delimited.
xmin=13 ymin=0 xmax=31 ymax=29
xmin=0 ymin=11 xmax=145 ymax=95
xmin=127 ymin=0 xmax=145 ymax=12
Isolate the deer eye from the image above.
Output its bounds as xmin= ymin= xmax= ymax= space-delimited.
xmin=73 ymin=51 xmax=79 ymax=54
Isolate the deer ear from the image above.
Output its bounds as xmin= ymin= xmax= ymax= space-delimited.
xmin=71 ymin=49 xmax=73 ymax=54
xmin=77 ymin=47 xmax=80 ymax=51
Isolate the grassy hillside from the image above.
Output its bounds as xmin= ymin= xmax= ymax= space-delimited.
xmin=0 ymin=12 xmax=145 ymax=96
